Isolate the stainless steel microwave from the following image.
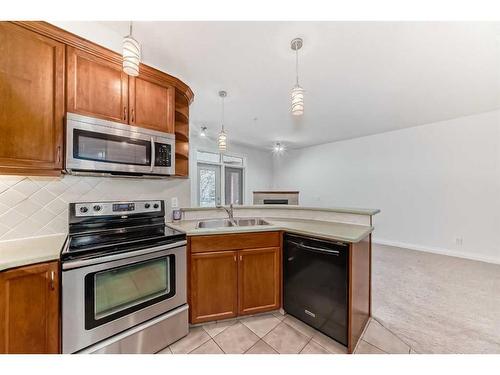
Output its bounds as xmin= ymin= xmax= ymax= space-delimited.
xmin=65 ymin=113 xmax=175 ymax=177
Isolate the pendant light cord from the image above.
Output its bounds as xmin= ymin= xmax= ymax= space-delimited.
xmin=129 ymin=21 xmax=133 ymax=37
xmin=221 ymin=95 xmax=225 ymax=132
xmin=295 ymin=43 xmax=299 ymax=86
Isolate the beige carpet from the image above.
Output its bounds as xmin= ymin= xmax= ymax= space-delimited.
xmin=372 ymin=243 xmax=500 ymax=354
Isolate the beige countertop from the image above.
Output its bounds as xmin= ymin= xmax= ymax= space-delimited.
xmin=0 ymin=234 xmax=67 ymax=272
xmin=168 ymin=217 xmax=373 ymax=243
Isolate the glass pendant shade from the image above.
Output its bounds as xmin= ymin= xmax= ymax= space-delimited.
xmin=217 ymin=130 xmax=227 ymax=151
xmin=123 ymin=35 xmax=141 ymax=77
xmin=218 ymin=90 xmax=228 ymax=151
xmin=291 ymin=84 xmax=304 ymax=116
xmin=290 ymin=38 xmax=304 ymax=116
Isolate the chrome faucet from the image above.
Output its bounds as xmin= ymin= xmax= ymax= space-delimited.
xmin=216 ymin=203 xmax=234 ymax=220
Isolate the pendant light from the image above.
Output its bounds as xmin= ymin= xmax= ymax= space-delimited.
xmin=217 ymin=91 xmax=228 ymax=151
xmin=123 ymin=21 xmax=141 ymax=77
xmin=291 ymin=38 xmax=304 ymax=116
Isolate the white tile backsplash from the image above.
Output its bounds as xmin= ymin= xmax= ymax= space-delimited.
xmin=0 ymin=174 xmax=190 ymax=241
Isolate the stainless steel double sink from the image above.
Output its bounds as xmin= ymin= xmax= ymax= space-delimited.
xmin=196 ymin=218 xmax=270 ymax=229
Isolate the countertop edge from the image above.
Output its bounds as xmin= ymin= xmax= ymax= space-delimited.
xmin=0 ymin=233 xmax=67 ymax=272
xmin=168 ymin=221 xmax=374 ymax=243
xmin=0 ymin=254 xmax=60 ymax=272
xmin=180 ymin=205 xmax=381 ymax=216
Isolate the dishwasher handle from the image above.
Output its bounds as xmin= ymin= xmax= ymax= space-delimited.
xmin=288 ymin=240 xmax=342 ymax=256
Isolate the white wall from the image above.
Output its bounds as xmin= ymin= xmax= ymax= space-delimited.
xmin=190 ymin=135 xmax=274 ymax=206
xmin=273 ymin=110 xmax=500 ymax=264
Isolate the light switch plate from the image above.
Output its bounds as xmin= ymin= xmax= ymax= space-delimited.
xmin=171 ymin=197 xmax=178 ymax=208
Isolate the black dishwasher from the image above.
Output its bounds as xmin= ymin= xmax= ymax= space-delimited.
xmin=284 ymin=233 xmax=348 ymax=346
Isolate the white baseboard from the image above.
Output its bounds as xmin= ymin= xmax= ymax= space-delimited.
xmin=372 ymin=238 xmax=500 ymax=265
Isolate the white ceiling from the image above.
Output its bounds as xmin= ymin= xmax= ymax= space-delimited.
xmin=66 ymin=21 xmax=500 ymax=149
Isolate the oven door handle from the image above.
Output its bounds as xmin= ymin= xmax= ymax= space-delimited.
xmin=150 ymin=137 xmax=155 ymax=172
xmin=62 ymin=240 xmax=187 ymax=270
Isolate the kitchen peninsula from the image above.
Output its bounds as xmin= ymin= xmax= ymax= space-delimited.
xmin=169 ymin=205 xmax=379 ymax=353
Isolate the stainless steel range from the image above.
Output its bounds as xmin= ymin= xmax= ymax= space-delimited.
xmin=61 ymin=200 xmax=188 ymax=354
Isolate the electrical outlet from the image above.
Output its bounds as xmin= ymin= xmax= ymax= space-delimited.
xmin=455 ymin=237 xmax=463 ymax=247
xmin=171 ymin=197 xmax=178 ymax=208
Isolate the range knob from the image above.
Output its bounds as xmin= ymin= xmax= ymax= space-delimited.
xmin=144 ymin=203 xmax=151 ymax=209
xmin=153 ymin=203 xmax=159 ymax=209
xmin=93 ymin=205 xmax=102 ymax=212
xmin=79 ymin=206 xmax=88 ymax=213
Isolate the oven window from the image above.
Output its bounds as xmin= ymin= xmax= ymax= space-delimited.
xmin=85 ymin=256 xmax=175 ymax=329
xmin=74 ymin=129 xmax=151 ymax=166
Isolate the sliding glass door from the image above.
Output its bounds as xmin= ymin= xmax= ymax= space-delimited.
xmin=225 ymin=166 xmax=243 ymax=205
xmin=198 ymin=163 xmax=221 ymax=207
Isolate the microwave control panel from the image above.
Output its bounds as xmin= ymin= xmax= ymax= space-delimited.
xmin=154 ymin=143 xmax=172 ymax=167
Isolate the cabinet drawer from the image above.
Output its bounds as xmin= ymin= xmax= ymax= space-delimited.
xmin=190 ymin=232 xmax=280 ymax=253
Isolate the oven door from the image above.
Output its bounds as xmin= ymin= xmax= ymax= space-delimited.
xmin=66 ymin=113 xmax=174 ymax=176
xmin=62 ymin=241 xmax=186 ymax=354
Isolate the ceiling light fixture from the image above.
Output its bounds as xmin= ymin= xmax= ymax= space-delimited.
xmin=200 ymin=126 xmax=207 ymax=137
xmin=290 ymin=38 xmax=304 ymax=116
xmin=273 ymin=142 xmax=285 ymax=154
xmin=218 ymin=91 xmax=228 ymax=151
xmin=123 ymin=21 xmax=141 ymax=77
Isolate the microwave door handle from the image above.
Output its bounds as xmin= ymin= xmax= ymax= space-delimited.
xmin=150 ymin=137 xmax=155 ymax=172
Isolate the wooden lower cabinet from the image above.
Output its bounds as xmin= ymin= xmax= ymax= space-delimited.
xmin=190 ymin=251 xmax=238 ymax=323
xmin=189 ymin=233 xmax=282 ymax=324
xmin=0 ymin=261 xmax=60 ymax=354
xmin=238 ymin=247 xmax=280 ymax=316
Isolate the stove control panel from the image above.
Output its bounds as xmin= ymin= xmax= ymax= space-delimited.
xmin=74 ymin=200 xmax=163 ymax=217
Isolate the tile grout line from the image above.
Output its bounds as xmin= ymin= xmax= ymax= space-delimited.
xmin=369 ymin=317 xmax=413 ymax=353
xmin=263 ymin=318 xmax=314 ymax=354
xmin=357 ymin=339 xmax=389 ymax=354
xmin=185 ymin=335 xmax=211 ymax=354
xmin=353 ymin=317 xmax=374 ymax=354
xmin=298 ymin=336 xmax=314 ymax=354
xmin=281 ymin=316 xmax=342 ymax=354
xmin=211 ymin=338 xmax=226 ymax=354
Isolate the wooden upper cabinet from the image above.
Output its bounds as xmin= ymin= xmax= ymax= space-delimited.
xmin=66 ymin=45 xmax=129 ymax=124
xmin=190 ymin=251 xmax=238 ymax=324
xmin=238 ymin=247 xmax=281 ymax=316
xmin=0 ymin=22 xmax=64 ymax=175
xmin=129 ymin=73 xmax=175 ymax=133
xmin=0 ymin=261 xmax=60 ymax=354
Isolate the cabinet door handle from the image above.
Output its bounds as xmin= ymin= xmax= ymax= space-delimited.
xmin=131 ymin=108 xmax=135 ymax=123
xmin=57 ymin=146 xmax=61 ymax=163
xmin=240 ymin=255 xmax=242 ymax=261
xmin=233 ymin=255 xmax=237 ymax=262
xmin=50 ymin=271 xmax=55 ymax=290
xmin=123 ymin=106 xmax=127 ymax=121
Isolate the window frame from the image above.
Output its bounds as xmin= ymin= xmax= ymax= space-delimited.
xmin=195 ymin=149 xmax=246 ymax=207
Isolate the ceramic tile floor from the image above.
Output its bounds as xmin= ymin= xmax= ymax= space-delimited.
xmin=157 ymin=311 xmax=418 ymax=354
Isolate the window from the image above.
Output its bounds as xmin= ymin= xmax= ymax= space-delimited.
xmin=196 ymin=151 xmax=245 ymax=207
xmin=222 ymin=154 xmax=244 ymax=166
xmin=197 ymin=150 xmax=220 ymax=163
xmin=198 ymin=163 xmax=221 ymax=207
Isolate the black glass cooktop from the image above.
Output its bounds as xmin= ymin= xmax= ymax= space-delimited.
xmin=62 ymin=224 xmax=185 ymax=261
